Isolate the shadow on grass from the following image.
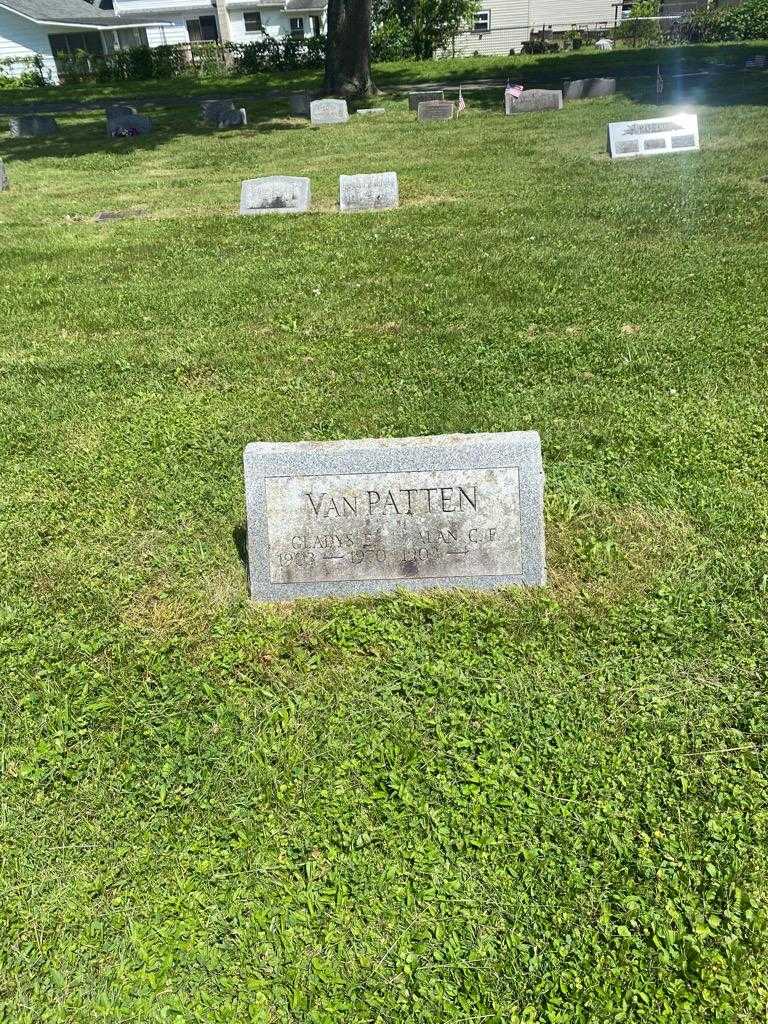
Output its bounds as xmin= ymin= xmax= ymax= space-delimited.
xmin=233 ymin=525 xmax=248 ymax=575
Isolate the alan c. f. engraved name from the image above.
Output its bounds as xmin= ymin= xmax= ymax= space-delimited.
xmin=304 ymin=483 xmax=478 ymax=518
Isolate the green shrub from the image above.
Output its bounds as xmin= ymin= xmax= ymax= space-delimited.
xmin=371 ymin=18 xmax=415 ymax=61
xmin=684 ymin=0 xmax=768 ymax=42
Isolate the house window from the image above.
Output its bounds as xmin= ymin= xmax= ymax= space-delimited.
xmin=186 ymin=15 xmax=219 ymax=42
xmin=311 ymin=15 xmax=321 ymax=36
xmin=243 ymin=11 xmax=263 ymax=32
xmin=114 ymin=27 xmax=148 ymax=50
xmin=48 ymin=31 xmax=105 ymax=58
xmin=289 ymin=17 xmax=305 ymax=38
xmin=473 ymin=10 xmax=490 ymax=32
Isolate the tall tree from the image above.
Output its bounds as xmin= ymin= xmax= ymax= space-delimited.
xmin=325 ymin=0 xmax=376 ymax=96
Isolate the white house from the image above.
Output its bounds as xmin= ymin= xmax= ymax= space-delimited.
xmin=451 ymin=0 xmax=621 ymax=56
xmin=0 ymin=0 xmax=170 ymax=83
xmin=111 ymin=0 xmax=326 ymax=48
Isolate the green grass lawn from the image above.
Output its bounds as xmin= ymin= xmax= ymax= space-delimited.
xmin=1 ymin=47 xmax=767 ymax=1024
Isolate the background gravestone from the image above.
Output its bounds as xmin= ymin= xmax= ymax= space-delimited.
xmin=505 ymin=89 xmax=563 ymax=115
xmin=106 ymin=104 xmax=138 ymax=118
xmin=218 ymin=108 xmax=247 ymax=129
xmin=201 ymin=99 xmax=235 ymax=124
xmin=408 ymin=90 xmax=445 ymax=111
xmin=240 ymin=176 xmax=311 ymax=215
xmin=310 ymin=98 xmax=349 ymax=126
xmin=339 ymin=172 xmax=398 ymax=212
xmin=0 ymin=158 xmax=8 ymax=192
xmin=563 ymin=78 xmax=616 ymax=100
xmin=417 ymin=100 xmax=455 ymax=122
xmin=356 ymin=108 xmax=386 ymax=116
xmin=8 ymin=115 xmax=58 ymax=138
xmin=289 ymin=92 xmax=312 ymax=117
xmin=107 ymin=113 xmax=151 ymax=137
xmin=243 ymin=431 xmax=546 ymax=601
xmin=608 ymin=113 xmax=699 ymax=159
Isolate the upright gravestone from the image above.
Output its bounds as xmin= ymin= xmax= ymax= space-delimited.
xmin=563 ymin=77 xmax=616 ymax=100
xmin=107 ymin=113 xmax=152 ymax=137
xmin=607 ymin=113 xmax=699 ymax=159
xmin=310 ymin=98 xmax=349 ymax=126
xmin=505 ymin=89 xmax=563 ymax=115
xmin=239 ymin=176 xmax=311 ymax=215
xmin=339 ymin=172 xmax=398 ymax=212
xmin=408 ymin=90 xmax=445 ymax=111
xmin=106 ymin=104 xmax=138 ymax=118
xmin=218 ymin=107 xmax=247 ymax=129
xmin=0 ymin=158 xmax=8 ymax=192
xmin=417 ymin=100 xmax=455 ymax=122
xmin=201 ymin=99 xmax=235 ymax=123
xmin=244 ymin=431 xmax=546 ymax=600
xmin=8 ymin=115 xmax=58 ymax=138
xmin=289 ymin=92 xmax=312 ymax=117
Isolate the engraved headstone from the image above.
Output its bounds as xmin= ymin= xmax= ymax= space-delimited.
xmin=8 ymin=115 xmax=58 ymax=138
xmin=310 ymin=98 xmax=349 ymax=126
xmin=417 ymin=100 xmax=454 ymax=122
xmin=505 ymin=89 xmax=563 ymax=114
xmin=339 ymin=171 xmax=398 ymax=212
xmin=239 ymin=176 xmax=311 ymax=215
xmin=243 ymin=431 xmax=546 ymax=600
xmin=218 ymin=107 xmax=247 ymax=129
xmin=107 ymin=113 xmax=151 ymax=137
xmin=563 ymin=77 xmax=616 ymax=100
xmin=201 ymin=99 xmax=235 ymax=123
xmin=106 ymin=104 xmax=138 ymax=118
xmin=356 ymin=107 xmax=386 ymax=116
xmin=289 ymin=92 xmax=312 ymax=116
xmin=0 ymin=158 xmax=8 ymax=192
xmin=607 ymin=113 xmax=699 ymax=159
xmin=408 ymin=90 xmax=444 ymax=111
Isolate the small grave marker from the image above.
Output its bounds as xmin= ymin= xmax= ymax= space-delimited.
xmin=106 ymin=104 xmax=138 ymax=118
xmin=310 ymin=98 xmax=349 ymax=126
xmin=563 ymin=77 xmax=616 ymax=100
xmin=607 ymin=113 xmax=699 ymax=159
xmin=356 ymin=107 xmax=386 ymax=116
xmin=93 ymin=209 xmax=147 ymax=222
xmin=408 ymin=90 xmax=444 ymax=111
xmin=339 ymin=172 xmax=398 ymax=212
xmin=244 ymin=431 xmax=546 ymax=600
xmin=289 ymin=92 xmax=312 ymax=117
xmin=8 ymin=115 xmax=58 ymax=138
xmin=239 ymin=176 xmax=311 ymax=215
xmin=201 ymin=99 xmax=235 ymax=123
xmin=417 ymin=100 xmax=454 ymax=121
xmin=505 ymin=89 xmax=563 ymax=115
xmin=218 ymin=108 xmax=247 ymax=129
xmin=107 ymin=113 xmax=151 ymax=137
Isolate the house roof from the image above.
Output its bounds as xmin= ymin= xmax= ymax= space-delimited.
xmin=284 ymin=0 xmax=325 ymax=11
xmin=0 ymin=0 xmax=169 ymax=29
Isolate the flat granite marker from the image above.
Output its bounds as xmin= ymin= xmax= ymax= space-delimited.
xmin=408 ymin=90 xmax=444 ymax=111
xmin=608 ymin=112 xmax=699 ymax=159
xmin=8 ymin=115 xmax=57 ymax=138
xmin=356 ymin=107 xmax=386 ymax=116
xmin=310 ymin=98 xmax=349 ymax=125
xmin=339 ymin=172 xmax=398 ymax=212
xmin=563 ymin=77 xmax=616 ymax=100
xmin=505 ymin=89 xmax=563 ymax=114
xmin=240 ymin=176 xmax=311 ymax=215
xmin=243 ymin=431 xmax=546 ymax=601
xmin=417 ymin=100 xmax=455 ymax=122
xmin=0 ymin=159 xmax=8 ymax=192
xmin=107 ymin=113 xmax=151 ymax=137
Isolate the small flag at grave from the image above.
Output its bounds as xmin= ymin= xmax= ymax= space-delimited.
xmin=457 ymin=86 xmax=466 ymax=114
xmin=656 ymin=65 xmax=664 ymax=100
xmin=505 ymin=82 xmax=525 ymax=103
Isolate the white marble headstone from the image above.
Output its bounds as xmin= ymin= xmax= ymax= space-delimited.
xmin=339 ymin=172 xmax=398 ymax=212
xmin=310 ymin=98 xmax=349 ymax=126
xmin=239 ymin=176 xmax=311 ymax=215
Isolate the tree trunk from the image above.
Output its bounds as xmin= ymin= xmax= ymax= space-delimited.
xmin=324 ymin=0 xmax=376 ymax=96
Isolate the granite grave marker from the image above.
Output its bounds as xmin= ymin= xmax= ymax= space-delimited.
xmin=417 ymin=100 xmax=454 ymax=121
xmin=239 ymin=176 xmax=311 ymax=215
xmin=356 ymin=107 xmax=386 ymax=116
xmin=505 ymin=89 xmax=563 ymax=115
xmin=608 ymin=112 xmax=699 ymax=159
xmin=289 ymin=92 xmax=312 ymax=116
xmin=201 ymin=99 xmax=235 ymax=123
xmin=408 ymin=90 xmax=444 ymax=111
xmin=107 ymin=113 xmax=151 ymax=137
xmin=339 ymin=171 xmax=398 ymax=212
xmin=218 ymin=107 xmax=247 ymax=129
xmin=243 ymin=431 xmax=546 ymax=601
xmin=9 ymin=115 xmax=58 ymax=138
xmin=563 ymin=77 xmax=616 ymax=100
xmin=310 ymin=98 xmax=349 ymax=125
xmin=106 ymin=104 xmax=138 ymax=118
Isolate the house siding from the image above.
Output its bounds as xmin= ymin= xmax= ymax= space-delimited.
xmin=0 ymin=8 xmax=59 ymax=82
xmin=452 ymin=0 xmax=616 ymax=55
